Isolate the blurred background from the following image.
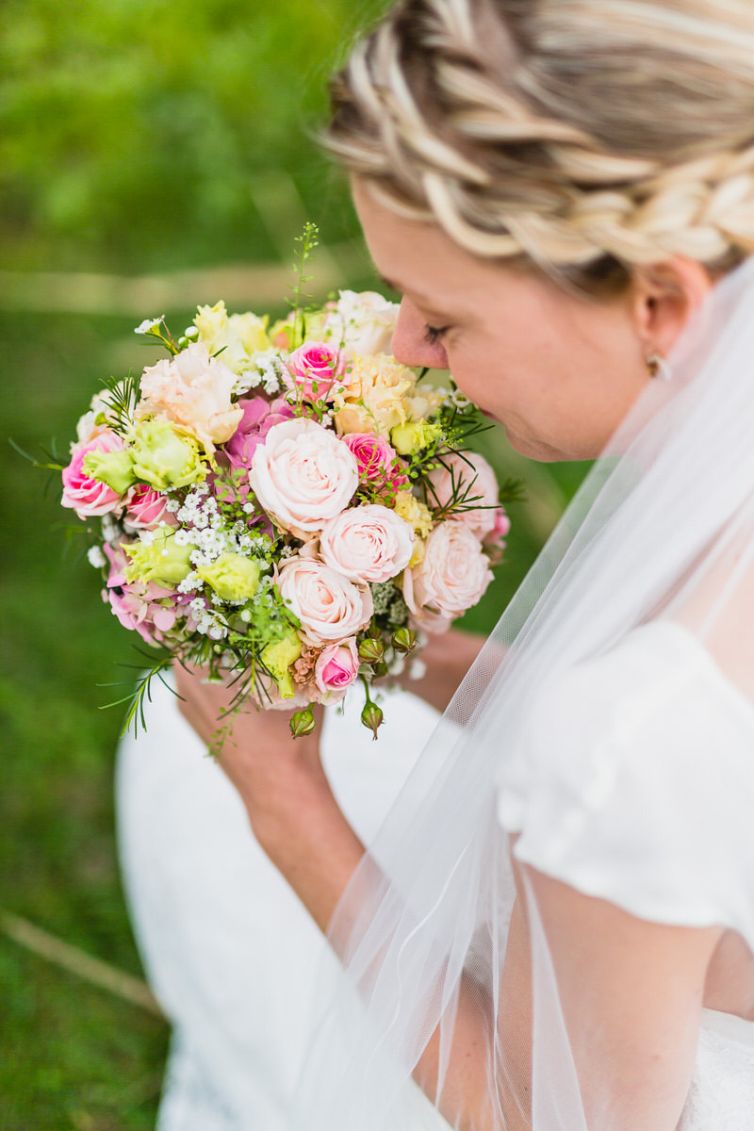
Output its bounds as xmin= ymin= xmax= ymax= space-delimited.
xmin=0 ymin=2 xmax=592 ymax=1126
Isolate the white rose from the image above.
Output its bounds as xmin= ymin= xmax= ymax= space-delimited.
xmin=249 ymin=418 xmax=359 ymax=536
xmin=319 ymin=504 xmax=415 ymax=583
xmin=327 ymin=290 xmax=400 ymax=359
xmin=404 ymin=521 xmax=493 ymax=623
xmin=277 ymin=555 xmax=374 ymax=645
xmin=426 ymin=451 xmax=500 ymax=537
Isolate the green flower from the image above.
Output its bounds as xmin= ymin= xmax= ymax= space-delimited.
xmin=130 ymin=417 xmax=205 ymax=491
xmin=260 ymin=628 xmax=302 ymax=700
xmin=123 ymin=526 xmax=193 ymax=587
xmin=390 ymin=420 xmax=443 ymax=456
xmin=197 ymin=553 xmax=261 ymax=603
xmin=82 ymin=448 xmax=136 ymax=496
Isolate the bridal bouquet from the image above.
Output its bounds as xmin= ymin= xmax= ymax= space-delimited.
xmin=59 ymin=232 xmax=521 ymax=742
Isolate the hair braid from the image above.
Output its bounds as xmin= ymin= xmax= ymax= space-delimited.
xmin=325 ymin=0 xmax=754 ymax=295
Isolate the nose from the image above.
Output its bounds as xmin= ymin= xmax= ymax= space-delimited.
xmin=390 ymin=297 xmax=449 ymax=370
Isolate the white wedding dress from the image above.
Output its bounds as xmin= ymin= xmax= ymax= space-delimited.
xmin=116 ymin=620 xmax=754 ymax=1129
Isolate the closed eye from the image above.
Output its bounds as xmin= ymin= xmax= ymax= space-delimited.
xmin=424 ymin=324 xmax=450 ymax=346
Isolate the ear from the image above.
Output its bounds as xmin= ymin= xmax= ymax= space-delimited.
xmin=630 ymin=257 xmax=717 ymax=359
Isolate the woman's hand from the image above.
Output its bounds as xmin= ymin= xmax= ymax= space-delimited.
xmin=172 ymin=661 xmax=328 ymax=841
xmin=397 ymin=627 xmax=488 ymax=714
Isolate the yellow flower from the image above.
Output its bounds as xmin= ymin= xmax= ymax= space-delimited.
xmin=193 ymin=300 xmax=272 ymax=375
xmin=390 ymin=420 xmax=443 ymax=456
xmin=123 ymin=526 xmax=194 ymax=588
xmin=393 ymin=491 xmax=434 ymax=538
xmin=408 ymin=537 xmax=426 ymax=568
xmin=197 ymin=553 xmax=261 ymax=602
xmin=260 ymin=628 xmax=303 ymax=699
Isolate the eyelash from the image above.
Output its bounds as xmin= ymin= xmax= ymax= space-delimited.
xmin=424 ymin=324 xmax=449 ymax=346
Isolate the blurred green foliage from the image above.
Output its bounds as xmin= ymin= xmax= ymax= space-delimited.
xmin=0 ymin=0 xmax=388 ymax=273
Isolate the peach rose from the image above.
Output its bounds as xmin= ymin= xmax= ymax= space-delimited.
xmin=137 ymin=342 xmax=243 ymax=454
xmin=403 ymin=521 xmax=493 ymax=624
xmin=319 ymin=504 xmax=414 ymax=584
xmin=249 ymin=418 xmax=359 ymax=537
xmin=426 ymin=451 xmax=500 ymax=537
xmin=277 ymin=556 xmax=373 ymax=645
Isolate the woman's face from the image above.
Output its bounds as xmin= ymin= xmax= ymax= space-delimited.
xmin=352 ymin=177 xmax=714 ymax=462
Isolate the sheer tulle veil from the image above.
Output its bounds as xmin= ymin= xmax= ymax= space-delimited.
xmin=288 ymin=252 xmax=754 ymax=1129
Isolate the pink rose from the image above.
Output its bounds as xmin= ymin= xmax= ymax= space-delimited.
xmin=137 ymin=342 xmax=243 ymax=453
xmin=124 ymin=484 xmax=172 ymax=530
xmin=61 ymin=431 xmax=124 ymax=519
xmin=102 ymin=543 xmax=177 ymax=645
xmin=277 ymin=555 xmax=373 ymax=645
xmin=403 ymin=521 xmax=493 ymax=624
xmin=223 ymin=395 xmax=294 ymax=471
xmin=486 ymin=506 xmax=511 ymax=544
xmin=426 ymin=451 xmax=500 ymax=537
xmin=286 ymin=341 xmax=347 ymax=402
xmin=249 ymin=418 xmax=359 ymax=537
xmin=342 ymin=433 xmax=409 ymax=490
xmin=314 ymin=638 xmax=360 ymax=699
xmin=319 ymin=504 xmax=414 ymax=584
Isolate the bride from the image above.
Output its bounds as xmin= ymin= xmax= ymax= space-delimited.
xmin=118 ymin=0 xmax=754 ymax=1127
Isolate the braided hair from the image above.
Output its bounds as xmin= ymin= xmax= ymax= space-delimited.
xmin=324 ymin=0 xmax=754 ymax=297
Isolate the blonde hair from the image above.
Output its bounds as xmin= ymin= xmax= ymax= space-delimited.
xmin=324 ymin=0 xmax=754 ymax=296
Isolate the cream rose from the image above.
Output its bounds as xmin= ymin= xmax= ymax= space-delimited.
xmin=319 ymin=504 xmax=414 ymax=583
xmin=327 ymin=290 xmax=399 ymax=359
xmin=249 ymin=418 xmax=359 ymax=536
xmin=137 ymin=342 xmax=242 ymax=454
xmin=404 ymin=521 xmax=493 ymax=624
xmin=427 ymin=451 xmax=500 ymax=537
xmin=277 ymin=556 xmax=373 ymax=645
xmin=333 ymin=355 xmax=416 ymax=438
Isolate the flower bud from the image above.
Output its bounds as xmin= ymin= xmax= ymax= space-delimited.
xmin=290 ymin=706 xmax=316 ymax=739
xmin=361 ymin=699 xmax=384 ymax=741
xmin=358 ymin=637 xmax=385 ymax=664
xmin=392 ymin=627 xmax=417 ymax=654
xmin=372 ymin=661 xmax=389 ymax=678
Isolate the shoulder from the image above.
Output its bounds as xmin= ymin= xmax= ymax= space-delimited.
xmin=498 ymin=620 xmax=754 ymax=930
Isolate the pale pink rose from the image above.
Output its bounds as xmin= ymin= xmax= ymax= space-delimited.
xmin=249 ymin=418 xmax=359 ymax=537
xmin=124 ymin=484 xmax=173 ymax=530
xmin=277 ymin=555 xmax=373 ymax=645
xmin=286 ymin=341 xmax=347 ymax=402
xmin=224 ymin=395 xmax=294 ymax=471
xmin=319 ymin=504 xmax=414 ymax=584
xmin=102 ymin=542 xmax=177 ymax=645
xmin=342 ymin=433 xmax=409 ymax=490
xmin=314 ymin=638 xmax=360 ymax=698
xmin=404 ymin=521 xmax=493 ymax=624
xmin=61 ymin=431 xmax=124 ymax=519
xmin=426 ymin=451 xmax=500 ymax=537
xmin=137 ymin=342 xmax=243 ymax=453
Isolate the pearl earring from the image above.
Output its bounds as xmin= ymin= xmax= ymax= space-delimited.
xmin=646 ymin=351 xmax=673 ymax=381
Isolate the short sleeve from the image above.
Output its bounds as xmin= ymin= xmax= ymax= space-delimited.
xmin=497 ymin=619 xmax=754 ymax=936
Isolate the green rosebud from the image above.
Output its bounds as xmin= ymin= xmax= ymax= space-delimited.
xmin=390 ymin=420 xmax=443 ymax=456
xmin=260 ymin=628 xmax=302 ymax=700
xmin=82 ymin=448 xmax=136 ymax=496
xmin=392 ymin=627 xmax=417 ymax=654
xmin=358 ymin=637 xmax=385 ymax=664
xmin=372 ymin=660 xmax=389 ymax=678
xmin=130 ymin=417 xmax=205 ymax=491
xmin=198 ymin=553 xmax=261 ymax=603
xmin=361 ymin=699 xmax=384 ymax=741
xmin=290 ymin=705 xmax=316 ymax=739
xmin=123 ymin=525 xmax=193 ymax=587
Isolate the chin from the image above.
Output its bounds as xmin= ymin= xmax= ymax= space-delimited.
xmin=504 ymin=427 xmax=565 ymax=463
